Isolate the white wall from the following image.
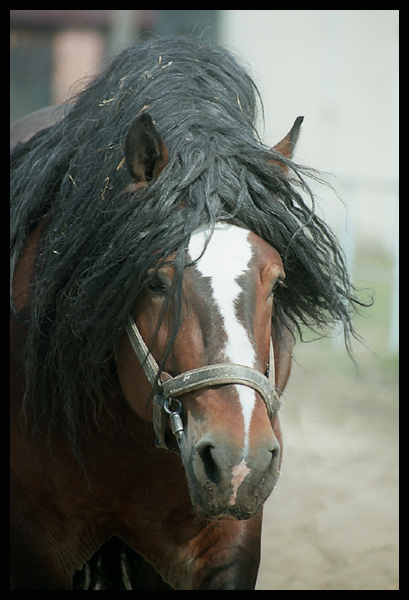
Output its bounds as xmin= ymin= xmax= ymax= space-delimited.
xmin=220 ymin=10 xmax=399 ymax=254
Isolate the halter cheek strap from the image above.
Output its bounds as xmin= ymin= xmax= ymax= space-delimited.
xmin=124 ymin=314 xmax=281 ymax=451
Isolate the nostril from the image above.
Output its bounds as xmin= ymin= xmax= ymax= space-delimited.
xmin=269 ymin=439 xmax=281 ymax=464
xmin=199 ymin=444 xmax=219 ymax=485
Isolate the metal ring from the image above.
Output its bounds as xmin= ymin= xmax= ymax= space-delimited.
xmin=163 ymin=397 xmax=182 ymax=415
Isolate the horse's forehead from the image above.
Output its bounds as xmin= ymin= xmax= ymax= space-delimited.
xmin=188 ymin=224 xmax=253 ymax=278
xmin=187 ymin=224 xmax=283 ymax=279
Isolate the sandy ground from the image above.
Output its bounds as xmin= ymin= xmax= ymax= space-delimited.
xmin=256 ymin=344 xmax=399 ymax=591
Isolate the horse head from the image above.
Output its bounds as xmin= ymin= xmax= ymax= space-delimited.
xmin=116 ymin=113 xmax=299 ymax=520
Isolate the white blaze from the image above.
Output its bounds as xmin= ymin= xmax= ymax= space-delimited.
xmin=188 ymin=223 xmax=257 ymax=452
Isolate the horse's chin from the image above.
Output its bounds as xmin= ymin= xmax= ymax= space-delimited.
xmin=192 ymin=498 xmax=262 ymax=522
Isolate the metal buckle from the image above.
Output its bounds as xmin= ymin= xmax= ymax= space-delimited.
xmin=153 ymin=394 xmax=184 ymax=452
xmin=163 ymin=398 xmax=184 ymax=447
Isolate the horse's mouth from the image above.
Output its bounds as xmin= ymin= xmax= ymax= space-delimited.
xmin=190 ymin=482 xmax=263 ymax=521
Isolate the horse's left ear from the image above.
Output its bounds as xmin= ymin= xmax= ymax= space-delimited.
xmin=124 ymin=113 xmax=169 ymax=190
xmin=270 ymin=116 xmax=304 ymax=171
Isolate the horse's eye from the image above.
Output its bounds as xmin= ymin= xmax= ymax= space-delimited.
xmin=147 ymin=276 xmax=168 ymax=296
xmin=270 ymin=279 xmax=286 ymax=295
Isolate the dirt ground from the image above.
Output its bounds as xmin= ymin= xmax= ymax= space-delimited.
xmin=256 ymin=342 xmax=399 ymax=591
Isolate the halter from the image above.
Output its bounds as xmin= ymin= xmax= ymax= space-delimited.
xmin=125 ymin=314 xmax=281 ymax=452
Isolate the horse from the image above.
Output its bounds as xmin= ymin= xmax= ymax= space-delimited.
xmin=10 ymin=37 xmax=365 ymax=590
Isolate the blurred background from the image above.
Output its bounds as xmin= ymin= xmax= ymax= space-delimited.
xmin=10 ymin=10 xmax=399 ymax=590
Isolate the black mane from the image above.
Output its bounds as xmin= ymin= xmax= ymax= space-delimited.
xmin=10 ymin=36 xmax=367 ymax=447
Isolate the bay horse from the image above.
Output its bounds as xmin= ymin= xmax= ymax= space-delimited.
xmin=10 ymin=37 xmax=364 ymax=590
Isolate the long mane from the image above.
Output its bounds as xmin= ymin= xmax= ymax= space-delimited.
xmin=10 ymin=36 xmax=366 ymax=447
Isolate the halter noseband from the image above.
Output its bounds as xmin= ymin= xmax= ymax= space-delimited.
xmin=125 ymin=314 xmax=281 ymax=452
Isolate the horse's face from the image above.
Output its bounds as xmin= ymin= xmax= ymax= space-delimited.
xmin=118 ymin=223 xmax=285 ymax=520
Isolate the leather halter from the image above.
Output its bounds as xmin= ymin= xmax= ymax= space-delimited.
xmin=125 ymin=314 xmax=281 ymax=451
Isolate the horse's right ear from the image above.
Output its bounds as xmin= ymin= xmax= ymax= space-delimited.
xmin=124 ymin=113 xmax=169 ymax=191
